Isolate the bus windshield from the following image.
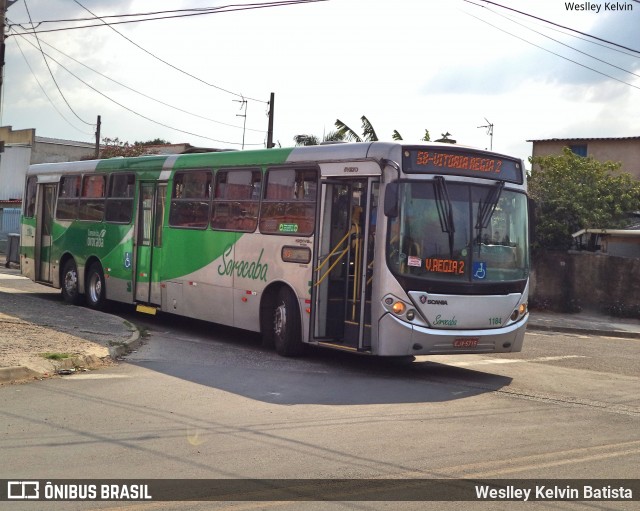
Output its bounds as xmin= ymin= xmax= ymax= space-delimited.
xmin=387 ymin=180 xmax=529 ymax=283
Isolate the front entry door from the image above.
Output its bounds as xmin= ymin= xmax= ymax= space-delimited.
xmin=313 ymin=179 xmax=378 ymax=350
xmin=134 ymin=182 xmax=166 ymax=305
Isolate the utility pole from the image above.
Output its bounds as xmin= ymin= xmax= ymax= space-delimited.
xmin=0 ymin=0 xmax=16 ymax=110
xmin=94 ymin=115 xmax=101 ymax=158
xmin=266 ymin=92 xmax=275 ymax=148
xmin=234 ymin=97 xmax=247 ymax=150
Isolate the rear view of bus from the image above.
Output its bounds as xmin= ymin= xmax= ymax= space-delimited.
xmin=375 ymin=145 xmax=530 ymax=356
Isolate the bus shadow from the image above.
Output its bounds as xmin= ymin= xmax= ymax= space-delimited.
xmin=125 ymin=312 xmax=514 ymax=406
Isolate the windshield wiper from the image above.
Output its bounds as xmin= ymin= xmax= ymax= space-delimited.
xmin=476 ymin=181 xmax=504 ymax=247
xmin=433 ymin=176 xmax=455 ymax=257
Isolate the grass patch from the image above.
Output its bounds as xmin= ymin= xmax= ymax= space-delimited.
xmin=41 ymin=352 xmax=72 ymax=360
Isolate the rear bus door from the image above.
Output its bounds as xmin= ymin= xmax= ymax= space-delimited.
xmin=134 ymin=182 xmax=166 ymax=306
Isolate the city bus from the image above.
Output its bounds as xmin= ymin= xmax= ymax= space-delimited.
xmin=20 ymin=142 xmax=531 ymax=357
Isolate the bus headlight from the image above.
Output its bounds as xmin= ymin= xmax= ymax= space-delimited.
xmin=406 ymin=309 xmax=416 ymax=321
xmin=511 ymin=303 xmax=528 ymax=322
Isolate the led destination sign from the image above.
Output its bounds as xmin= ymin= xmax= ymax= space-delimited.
xmin=403 ymin=148 xmax=523 ymax=184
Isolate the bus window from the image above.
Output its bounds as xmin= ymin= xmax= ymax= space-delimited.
xmin=56 ymin=175 xmax=81 ymax=220
xmin=78 ymin=174 xmax=106 ymax=222
xmin=169 ymin=170 xmax=211 ymax=228
xmin=211 ymin=169 xmax=261 ymax=232
xmin=259 ymin=168 xmax=317 ymax=236
xmin=105 ymin=173 xmax=135 ymax=224
xmin=24 ymin=177 xmax=37 ymax=217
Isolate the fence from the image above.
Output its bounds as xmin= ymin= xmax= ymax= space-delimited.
xmin=0 ymin=208 xmax=21 ymax=253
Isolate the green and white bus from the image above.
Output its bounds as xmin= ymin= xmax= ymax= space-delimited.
xmin=20 ymin=142 xmax=530 ymax=357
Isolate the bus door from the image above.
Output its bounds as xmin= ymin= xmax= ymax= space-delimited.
xmin=134 ymin=182 xmax=166 ymax=308
xmin=313 ymin=178 xmax=378 ymax=351
xmin=35 ymin=183 xmax=57 ymax=283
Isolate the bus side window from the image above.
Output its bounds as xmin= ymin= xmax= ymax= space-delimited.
xmin=56 ymin=175 xmax=80 ymax=220
xmin=211 ymin=168 xmax=261 ymax=232
xmin=169 ymin=170 xmax=211 ymax=229
xmin=105 ymin=173 xmax=135 ymax=223
xmin=24 ymin=177 xmax=37 ymax=217
xmin=78 ymin=174 xmax=106 ymax=222
xmin=259 ymin=167 xmax=317 ymax=236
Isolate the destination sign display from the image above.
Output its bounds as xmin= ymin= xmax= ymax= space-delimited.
xmin=403 ymin=148 xmax=523 ymax=184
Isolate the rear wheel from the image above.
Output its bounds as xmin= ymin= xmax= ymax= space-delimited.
xmin=272 ymin=287 xmax=304 ymax=357
xmin=61 ymin=259 xmax=82 ymax=305
xmin=86 ymin=263 xmax=106 ymax=310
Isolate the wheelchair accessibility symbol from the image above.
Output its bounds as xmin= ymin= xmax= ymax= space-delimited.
xmin=473 ymin=261 xmax=487 ymax=280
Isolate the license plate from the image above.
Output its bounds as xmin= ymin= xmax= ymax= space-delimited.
xmin=453 ymin=337 xmax=479 ymax=348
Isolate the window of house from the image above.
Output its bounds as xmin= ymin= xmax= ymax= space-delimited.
xmin=569 ymin=144 xmax=587 ymax=157
xmin=169 ymin=170 xmax=212 ymax=228
xmin=78 ymin=174 xmax=106 ymax=221
xmin=259 ymin=167 xmax=317 ymax=235
xmin=56 ymin=175 xmax=81 ymax=220
xmin=105 ymin=173 xmax=135 ymax=223
xmin=211 ymin=168 xmax=261 ymax=232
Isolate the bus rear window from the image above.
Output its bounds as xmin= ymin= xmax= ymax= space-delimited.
xmin=259 ymin=168 xmax=317 ymax=235
xmin=105 ymin=173 xmax=135 ymax=223
xmin=79 ymin=174 xmax=106 ymax=221
xmin=211 ymin=169 xmax=261 ymax=232
xmin=169 ymin=170 xmax=212 ymax=229
xmin=56 ymin=175 xmax=80 ymax=220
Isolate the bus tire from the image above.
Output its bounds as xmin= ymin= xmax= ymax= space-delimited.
xmin=272 ymin=287 xmax=304 ymax=357
xmin=61 ymin=259 xmax=82 ymax=305
xmin=86 ymin=263 xmax=106 ymax=310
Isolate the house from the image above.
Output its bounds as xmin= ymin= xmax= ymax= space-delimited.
xmin=573 ymin=228 xmax=640 ymax=258
xmin=528 ymin=136 xmax=640 ymax=179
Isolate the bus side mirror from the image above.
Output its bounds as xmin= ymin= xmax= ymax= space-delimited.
xmin=384 ymin=183 xmax=398 ymax=218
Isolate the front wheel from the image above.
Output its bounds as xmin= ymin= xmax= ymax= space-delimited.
xmin=61 ymin=259 xmax=82 ymax=305
xmin=272 ymin=288 xmax=304 ymax=357
xmin=86 ymin=263 xmax=106 ymax=310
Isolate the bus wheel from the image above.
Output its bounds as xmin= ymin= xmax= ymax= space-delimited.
xmin=86 ymin=263 xmax=106 ymax=310
xmin=272 ymin=288 xmax=304 ymax=357
xmin=61 ymin=259 xmax=82 ymax=305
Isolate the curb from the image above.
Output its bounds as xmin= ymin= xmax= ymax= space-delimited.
xmin=527 ymin=323 xmax=640 ymax=339
xmin=0 ymin=329 xmax=141 ymax=384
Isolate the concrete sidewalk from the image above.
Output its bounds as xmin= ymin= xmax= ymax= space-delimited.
xmin=0 ymin=255 xmax=140 ymax=384
xmin=1 ymin=254 xmax=638 ymax=384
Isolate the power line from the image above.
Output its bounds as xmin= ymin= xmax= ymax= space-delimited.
xmin=467 ymin=0 xmax=640 ymax=55
xmin=476 ymin=4 xmax=640 ymax=80
xmin=71 ymin=0 xmax=267 ymax=104
xmin=8 ymin=27 xmax=262 ymax=146
xmin=23 ymin=0 xmax=93 ymax=126
xmin=12 ymin=33 xmax=93 ymax=136
xmin=462 ymin=11 xmax=640 ymax=91
xmin=10 ymin=28 xmax=267 ymax=134
xmin=9 ymin=1 xmax=328 ymax=40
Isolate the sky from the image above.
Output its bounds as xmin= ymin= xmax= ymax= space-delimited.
xmin=1 ymin=0 xmax=639 ymax=166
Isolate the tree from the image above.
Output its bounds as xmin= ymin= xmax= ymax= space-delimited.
xmin=293 ymin=131 xmax=344 ymax=146
xmin=528 ymin=148 xmax=640 ymax=251
xmin=100 ymin=138 xmax=147 ymax=158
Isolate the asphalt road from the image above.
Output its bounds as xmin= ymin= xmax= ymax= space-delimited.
xmin=1 ymin=307 xmax=639 ymax=510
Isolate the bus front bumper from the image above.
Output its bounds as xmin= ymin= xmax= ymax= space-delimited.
xmin=377 ymin=313 xmax=528 ymax=357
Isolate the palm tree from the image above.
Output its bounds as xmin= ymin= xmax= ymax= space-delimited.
xmin=293 ymin=130 xmax=345 ymax=146
xmin=334 ymin=115 xmax=379 ymax=142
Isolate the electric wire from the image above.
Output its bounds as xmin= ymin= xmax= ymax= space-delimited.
xmin=7 ymin=26 xmax=262 ymax=146
xmin=468 ymin=0 xmax=640 ymax=55
xmin=10 ymin=29 xmax=267 ymax=134
xmin=72 ymin=0 xmax=267 ymax=104
xmin=475 ymin=5 xmax=640 ymax=80
xmin=462 ymin=10 xmax=640 ymax=91
xmin=9 ymin=1 xmax=328 ymax=40
xmin=11 ymin=33 xmax=94 ymax=136
xmin=23 ymin=0 xmax=94 ymax=127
